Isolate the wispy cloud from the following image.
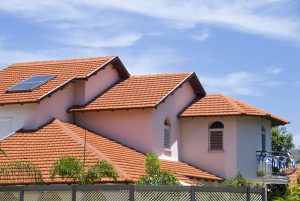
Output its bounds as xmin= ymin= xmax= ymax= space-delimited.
xmin=60 ymin=31 xmax=142 ymax=48
xmin=265 ymin=67 xmax=283 ymax=75
xmin=200 ymin=70 xmax=283 ymax=96
xmin=123 ymin=48 xmax=185 ymax=74
xmin=0 ymin=0 xmax=299 ymax=42
xmin=193 ymin=29 xmax=210 ymax=41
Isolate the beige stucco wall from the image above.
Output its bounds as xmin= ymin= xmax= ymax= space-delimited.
xmin=75 ymin=82 xmax=196 ymax=160
xmin=84 ymin=64 xmax=119 ymax=103
xmin=236 ymin=116 xmax=272 ymax=179
xmin=180 ymin=116 xmax=238 ymax=179
xmin=75 ymin=109 xmax=154 ymax=153
xmin=152 ymin=82 xmax=196 ymax=161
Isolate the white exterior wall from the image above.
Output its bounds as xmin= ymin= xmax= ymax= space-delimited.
xmin=0 ymin=104 xmax=36 ymax=138
xmin=236 ymin=116 xmax=272 ymax=179
xmin=75 ymin=82 xmax=196 ymax=158
xmin=153 ymin=82 xmax=196 ymax=161
xmin=33 ymin=84 xmax=75 ymax=129
xmin=0 ymin=63 xmax=120 ymax=132
xmin=181 ymin=116 xmax=238 ymax=179
xmin=75 ymin=109 xmax=153 ymax=153
xmin=84 ymin=64 xmax=119 ymax=103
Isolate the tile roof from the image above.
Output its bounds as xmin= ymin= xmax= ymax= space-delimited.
xmin=70 ymin=72 xmax=202 ymax=112
xmin=0 ymin=56 xmax=128 ymax=105
xmin=0 ymin=119 xmax=222 ymax=185
xmin=289 ymin=164 xmax=300 ymax=185
xmin=180 ymin=94 xmax=289 ymax=126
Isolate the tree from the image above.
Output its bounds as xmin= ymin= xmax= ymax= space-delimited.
xmin=137 ymin=152 xmax=179 ymax=185
xmin=0 ymin=161 xmax=43 ymax=184
xmin=50 ymin=156 xmax=118 ymax=184
xmin=273 ymin=184 xmax=300 ymax=201
xmin=272 ymin=126 xmax=294 ymax=152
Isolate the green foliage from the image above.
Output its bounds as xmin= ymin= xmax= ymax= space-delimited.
xmin=257 ymin=170 xmax=265 ymax=177
xmin=272 ymin=127 xmax=294 ymax=152
xmin=137 ymin=152 xmax=179 ymax=185
xmin=82 ymin=160 xmax=118 ymax=184
xmin=50 ymin=156 xmax=82 ymax=182
xmin=225 ymin=172 xmax=250 ymax=187
xmin=50 ymin=156 xmax=118 ymax=184
xmin=267 ymin=184 xmax=288 ymax=201
xmin=297 ymin=175 xmax=300 ymax=185
xmin=0 ymin=161 xmax=43 ymax=184
xmin=273 ymin=184 xmax=300 ymax=201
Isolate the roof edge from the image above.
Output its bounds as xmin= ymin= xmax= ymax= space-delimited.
xmin=1 ymin=56 xmax=130 ymax=106
xmin=155 ymin=72 xmax=206 ymax=109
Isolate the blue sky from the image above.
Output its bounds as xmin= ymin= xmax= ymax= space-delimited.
xmin=0 ymin=1 xmax=300 ymax=146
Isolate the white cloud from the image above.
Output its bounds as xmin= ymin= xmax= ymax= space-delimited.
xmin=81 ymin=0 xmax=300 ymax=41
xmin=200 ymin=70 xmax=283 ymax=96
xmin=200 ymin=71 xmax=261 ymax=96
xmin=193 ymin=29 xmax=210 ymax=41
xmin=123 ymin=48 xmax=185 ymax=75
xmin=60 ymin=31 xmax=142 ymax=48
xmin=265 ymin=67 xmax=283 ymax=75
xmin=0 ymin=0 xmax=299 ymax=41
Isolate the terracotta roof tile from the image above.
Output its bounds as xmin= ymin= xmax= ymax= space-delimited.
xmin=180 ymin=94 xmax=289 ymax=126
xmin=0 ymin=56 xmax=117 ymax=104
xmin=70 ymin=73 xmax=193 ymax=111
xmin=0 ymin=119 xmax=222 ymax=185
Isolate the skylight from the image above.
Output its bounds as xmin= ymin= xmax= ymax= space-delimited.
xmin=6 ymin=74 xmax=55 ymax=93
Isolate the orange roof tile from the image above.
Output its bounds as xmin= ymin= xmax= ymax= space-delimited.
xmin=0 ymin=56 xmax=128 ymax=105
xmin=180 ymin=94 xmax=289 ymax=126
xmin=0 ymin=119 xmax=222 ymax=185
xmin=70 ymin=72 xmax=204 ymax=112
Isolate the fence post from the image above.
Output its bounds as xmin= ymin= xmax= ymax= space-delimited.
xmin=262 ymin=188 xmax=266 ymax=201
xmin=246 ymin=187 xmax=250 ymax=201
xmin=72 ymin=185 xmax=76 ymax=201
xmin=129 ymin=185 xmax=134 ymax=201
xmin=190 ymin=186 xmax=195 ymax=201
xmin=19 ymin=186 xmax=24 ymax=201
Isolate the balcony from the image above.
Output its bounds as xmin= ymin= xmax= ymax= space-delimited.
xmin=256 ymin=151 xmax=297 ymax=179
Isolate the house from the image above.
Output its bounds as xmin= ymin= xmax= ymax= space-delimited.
xmin=0 ymin=56 xmax=294 ymax=186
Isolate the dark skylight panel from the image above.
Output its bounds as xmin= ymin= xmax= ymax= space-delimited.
xmin=6 ymin=74 xmax=55 ymax=93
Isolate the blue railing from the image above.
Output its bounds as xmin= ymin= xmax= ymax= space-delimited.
xmin=256 ymin=151 xmax=297 ymax=177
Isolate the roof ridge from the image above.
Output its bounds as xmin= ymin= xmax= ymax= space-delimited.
xmin=53 ymin=119 xmax=131 ymax=182
xmin=155 ymin=72 xmax=195 ymax=108
xmin=11 ymin=56 xmax=115 ymax=66
xmin=131 ymin=72 xmax=192 ymax=77
xmin=221 ymin=94 xmax=244 ymax=114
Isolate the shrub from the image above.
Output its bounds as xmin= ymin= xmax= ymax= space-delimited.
xmin=137 ymin=152 xmax=179 ymax=185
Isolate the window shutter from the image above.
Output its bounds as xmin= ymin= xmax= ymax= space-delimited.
xmin=164 ymin=126 xmax=170 ymax=149
xmin=0 ymin=117 xmax=12 ymax=139
xmin=210 ymin=131 xmax=223 ymax=150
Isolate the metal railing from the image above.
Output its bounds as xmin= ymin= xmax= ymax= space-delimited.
xmin=256 ymin=151 xmax=297 ymax=178
xmin=0 ymin=184 xmax=266 ymax=201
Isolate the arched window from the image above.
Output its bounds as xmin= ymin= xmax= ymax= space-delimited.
xmin=261 ymin=125 xmax=266 ymax=152
xmin=209 ymin=121 xmax=224 ymax=150
xmin=164 ymin=119 xmax=171 ymax=149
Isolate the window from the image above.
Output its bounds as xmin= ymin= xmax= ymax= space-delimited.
xmin=164 ymin=119 xmax=171 ymax=149
xmin=6 ymin=74 xmax=55 ymax=93
xmin=209 ymin=121 xmax=224 ymax=150
xmin=261 ymin=125 xmax=266 ymax=152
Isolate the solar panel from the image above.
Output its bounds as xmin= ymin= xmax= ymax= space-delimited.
xmin=6 ymin=74 xmax=55 ymax=93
